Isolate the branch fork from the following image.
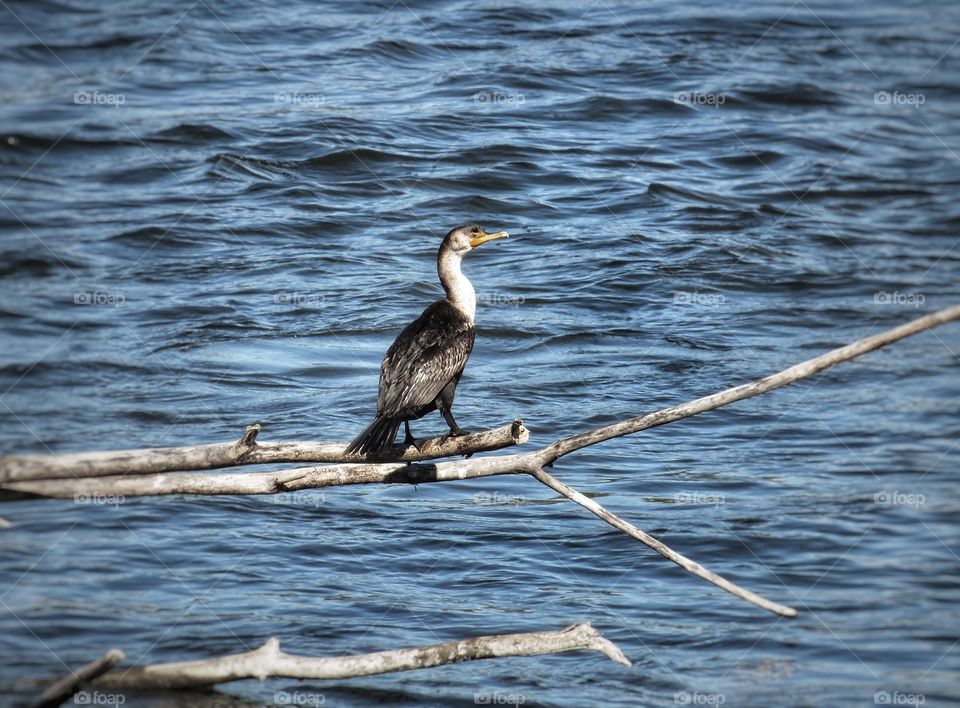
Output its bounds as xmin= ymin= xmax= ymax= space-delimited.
xmin=6 ymin=306 xmax=960 ymax=630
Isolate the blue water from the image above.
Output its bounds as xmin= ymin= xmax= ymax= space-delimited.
xmin=1 ymin=0 xmax=959 ymax=705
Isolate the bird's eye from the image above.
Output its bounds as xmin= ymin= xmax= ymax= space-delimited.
xmin=471 ymin=226 xmax=480 ymax=233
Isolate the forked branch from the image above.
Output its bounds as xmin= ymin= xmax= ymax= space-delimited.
xmin=5 ymin=305 xmax=960 ymax=621
xmin=9 ymin=306 xmax=956 ymax=493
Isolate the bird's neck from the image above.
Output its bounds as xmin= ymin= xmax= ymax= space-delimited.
xmin=438 ymin=247 xmax=475 ymax=322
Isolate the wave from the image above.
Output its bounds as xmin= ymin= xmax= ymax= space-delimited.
xmin=150 ymin=123 xmax=238 ymax=144
xmin=732 ymin=82 xmax=842 ymax=108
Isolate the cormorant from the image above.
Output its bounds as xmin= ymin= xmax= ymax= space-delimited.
xmin=345 ymin=224 xmax=509 ymax=455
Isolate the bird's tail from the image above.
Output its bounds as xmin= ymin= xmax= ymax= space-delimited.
xmin=344 ymin=415 xmax=400 ymax=456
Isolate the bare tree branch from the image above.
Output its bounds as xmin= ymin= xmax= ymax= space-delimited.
xmin=9 ymin=306 xmax=956 ymax=490
xmin=36 ymin=649 xmax=124 ymax=708
xmin=0 ymin=454 xmax=799 ymax=616
xmin=0 ymin=452 xmax=529 ymax=499
xmin=0 ymin=420 xmax=528 ymax=483
xmin=535 ymin=303 xmax=960 ymax=464
xmin=531 ymin=467 xmax=797 ymax=617
xmin=9 ymin=305 xmax=958 ymax=500
xmin=73 ymin=624 xmax=628 ymax=693
xmin=5 ymin=306 xmax=959 ymax=620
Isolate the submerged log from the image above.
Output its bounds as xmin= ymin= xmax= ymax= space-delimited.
xmin=59 ymin=624 xmax=628 ymax=692
xmin=36 ymin=649 xmax=124 ymax=708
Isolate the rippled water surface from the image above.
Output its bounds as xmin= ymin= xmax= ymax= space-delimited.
xmin=1 ymin=1 xmax=959 ymax=705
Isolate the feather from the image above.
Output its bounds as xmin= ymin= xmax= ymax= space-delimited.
xmin=378 ymin=300 xmax=475 ymax=416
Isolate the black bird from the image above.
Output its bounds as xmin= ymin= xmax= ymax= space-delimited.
xmin=345 ymin=224 xmax=509 ymax=455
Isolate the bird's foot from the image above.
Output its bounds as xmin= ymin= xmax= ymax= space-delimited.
xmin=403 ymin=421 xmax=424 ymax=452
xmin=440 ymin=427 xmax=470 ymax=444
xmin=403 ymin=433 xmax=424 ymax=452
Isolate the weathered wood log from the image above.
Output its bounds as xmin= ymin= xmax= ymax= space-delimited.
xmin=79 ymin=624 xmax=628 ymax=692
xmin=36 ymin=649 xmax=123 ymax=708
xmin=5 ymin=305 xmax=959 ymax=619
xmin=0 ymin=420 xmax=528 ymax=483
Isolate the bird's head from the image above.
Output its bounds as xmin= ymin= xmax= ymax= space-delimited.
xmin=443 ymin=224 xmax=509 ymax=256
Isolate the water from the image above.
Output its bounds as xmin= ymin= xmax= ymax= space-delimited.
xmin=1 ymin=0 xmax=959 ymax=705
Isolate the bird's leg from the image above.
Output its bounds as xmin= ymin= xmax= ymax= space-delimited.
xmin=403 ymin=420 xmax=423 ymax=452
xmin=436 ymin=397 xmax=469 ymax=440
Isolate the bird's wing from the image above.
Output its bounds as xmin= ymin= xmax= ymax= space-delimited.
xmin=377 ymin=301 xmax=476 ymax=416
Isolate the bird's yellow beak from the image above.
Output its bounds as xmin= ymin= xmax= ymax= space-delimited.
xmin=469 ymin=230 xmax=509 ymax=248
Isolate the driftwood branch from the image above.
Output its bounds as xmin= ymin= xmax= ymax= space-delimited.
xmin=1 ymin=453 xmax=525 ymax=499
xmin=9 ymin=306 xmax=956 ymax=494
xmin=531 ymin=467 xmax=796 ymax=617
xmin=0 ymin=420 xmax=528 ymax=483
xmin=36 ymin=649 xmax=124 ymax=708
xmin=55 ymin=624 xmax=627 ymax=693
xmin=5 ymin=305 xmax=959 ymax=620
xmin=536 ymin=303 xmax=960 ymax=463
xmin=7 ymin=305 xmax=956 ymax=499
xmin=0 ymin=460 xmax=800 ymax=619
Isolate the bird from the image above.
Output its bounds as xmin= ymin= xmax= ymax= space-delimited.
xmin=345 ymin=224 xmax=509 ymax=455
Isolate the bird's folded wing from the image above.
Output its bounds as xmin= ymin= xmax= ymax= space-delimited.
xmin=377 ymin=302 xmax=476 ymax=415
